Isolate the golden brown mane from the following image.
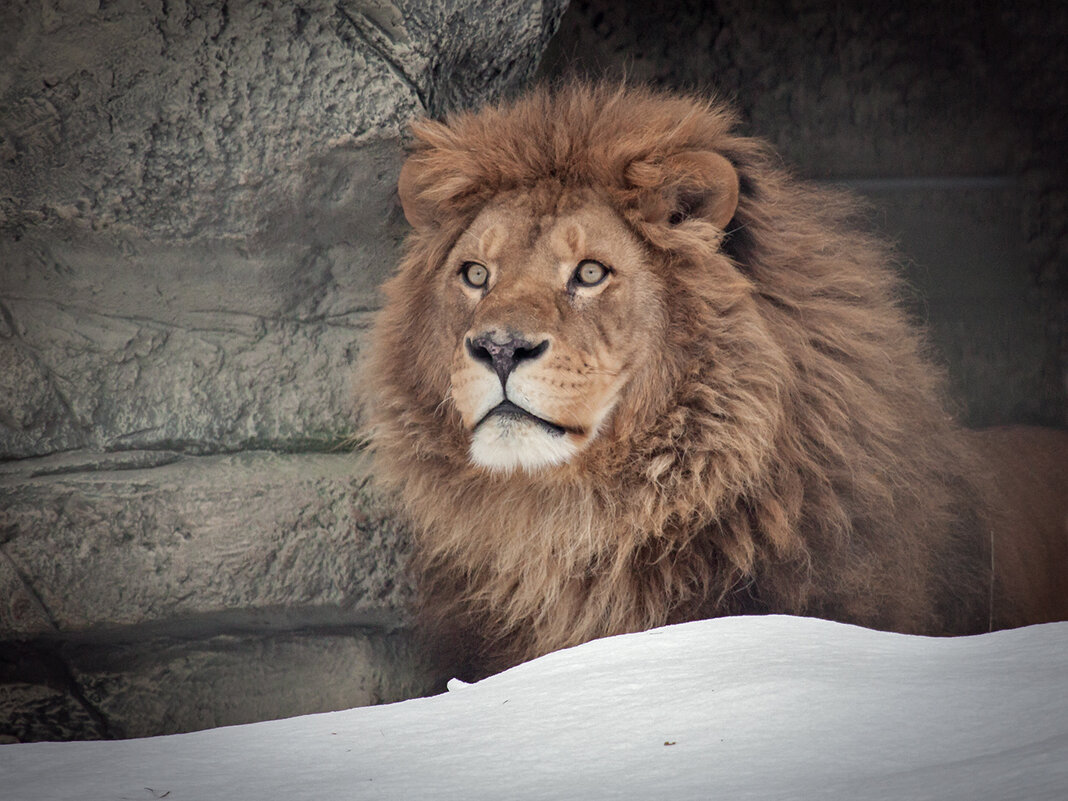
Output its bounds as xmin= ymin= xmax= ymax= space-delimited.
xmin=366 ymin=83 xmax=1067 ymax=677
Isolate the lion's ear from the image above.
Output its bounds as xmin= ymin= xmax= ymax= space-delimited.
xmin=666 ymin=150 xmax=739 ymax=230
xmin=397 ymin=156 xmax=434 ymax=229
xmin=627 ymin=150 xmax=739 ymax=230
xmin=397 ymin=152 xmax=482 ymax=230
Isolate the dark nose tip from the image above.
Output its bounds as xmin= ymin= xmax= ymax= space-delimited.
xmin=466 ymin=333 xmax=549 ymax=385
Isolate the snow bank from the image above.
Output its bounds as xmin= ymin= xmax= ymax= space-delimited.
xmin=4 ymin=615 xmax=1067 ymax=800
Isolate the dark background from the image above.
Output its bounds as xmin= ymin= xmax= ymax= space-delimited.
xmin=539 ymin=0 xmax=1068 ymax=428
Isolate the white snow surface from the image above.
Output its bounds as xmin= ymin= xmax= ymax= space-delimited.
xmin=4 ymin=615 xmax=1067 ymax=801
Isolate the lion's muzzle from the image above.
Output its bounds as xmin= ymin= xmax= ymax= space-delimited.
xmin=465 ymin=331 xmax=550 ymax=387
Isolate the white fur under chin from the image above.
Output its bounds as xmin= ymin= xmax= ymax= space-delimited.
xmin=468 ymin=416 xmax=579 ymax=473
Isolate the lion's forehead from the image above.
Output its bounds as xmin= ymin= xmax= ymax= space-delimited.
xmin=461 ymin=191 xmax=642 ymax=276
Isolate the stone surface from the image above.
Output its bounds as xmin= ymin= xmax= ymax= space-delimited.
xmin=2 ymin=628 xmax=438 ymax=742
xmin=0 ymin=0 xmax=564 ymax=238
xmin=0 ymin=682 xmax=109 ymax=743
xmin=70 ymin=629 xmax=437 ymax=740
xmin=0 ymin=646 xmax=110 ymax=742
xmin=0 ymin=548 xmax=56 ymax=637
xmin=0 ymin=0 xmax=567 ymax=458
xmin=0 ymin=451 xmax=412 ymax=636
xmin=0 ymin=0 xmax=568 ymax=742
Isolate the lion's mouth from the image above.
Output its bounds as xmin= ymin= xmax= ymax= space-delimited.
xmin=475 ymin=400 xmax=571 ymax=437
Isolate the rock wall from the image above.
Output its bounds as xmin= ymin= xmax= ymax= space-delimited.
xmin=0 ymin=0 xmax=567 ymax=742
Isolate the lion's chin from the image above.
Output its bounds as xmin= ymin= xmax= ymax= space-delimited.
xmin=468 ymin=416 xmax=580 ymax=473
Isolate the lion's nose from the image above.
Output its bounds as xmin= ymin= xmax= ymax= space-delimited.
xmin=466 ymin=332 xmax=549 ymax=386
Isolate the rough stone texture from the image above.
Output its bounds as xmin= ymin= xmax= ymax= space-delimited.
xmin=0 ymin=450 xmax=436 ymax=742
xmin=0 ymin=0 xmax=567 ymax=741
xmin=0 ymin=231 xmax=384 ymax=459
xmin=2 ymin=629 xmax=436 ymax=742
xmin=0 ymin=452 xmax=411 ymax=635
xmin=0 ymin=646 xmax=111 ymax=742
xmin=0 ymin=0 xmax=564 ymax=238
xmin=0 ymin=548 xmax=55 ymax=637
xmin=0 ymin=0 xmax=566 ymax=459
xmin=539 ymin=0 xmax=1067 ymax=427
xmin=70 ymin=629 xmax=434 ymax=740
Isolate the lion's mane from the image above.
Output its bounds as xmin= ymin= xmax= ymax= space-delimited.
xmin=368 ymin=83 xmax=1000 ymax=676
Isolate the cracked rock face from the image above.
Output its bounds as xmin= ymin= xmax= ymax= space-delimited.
xmin=0 ymin=0 xmax=566 ymax=459
xmin=0 ymin=0 xmax=567 ymax=741
xmin=0 ymin=452 xmax=412 ymax=634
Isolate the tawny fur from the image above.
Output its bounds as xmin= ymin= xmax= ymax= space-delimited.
xmin=366 ymin=83 xmax=1068 ymax=677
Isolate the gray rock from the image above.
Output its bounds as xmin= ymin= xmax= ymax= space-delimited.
xmin=1 ymin=629 xmax=438 ymax=742
xmin=69 ymin=629 xmax=438 ymax=740
xmin=0 ymin=549 xmax=55 ymax=637
xmin=0 ymin=0 xmax=564 ymax=239
xmin=0 ymin=680 xmax=110 ymax=743
xmin=0 ymin=0 xmax=567 ymax=458
xmin=0 ymin=451 xmax=412 ymax=636
xmin=0 ymin=0 xmax=567 ymax=742
xmin=0 ymin=644 xmax=110 ymax=742
xmin=539 ymin=0 xmax=1056 ymax=180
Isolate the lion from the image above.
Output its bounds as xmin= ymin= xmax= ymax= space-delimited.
xmin=366 ymin=83 xmax=1068 ymax=678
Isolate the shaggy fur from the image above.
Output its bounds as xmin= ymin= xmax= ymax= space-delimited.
xmin=366 ymin=83 xmax=1068 ymax=677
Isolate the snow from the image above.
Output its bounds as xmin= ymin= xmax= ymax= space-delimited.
xmin=4 ymin=615 xmax=1067 ymax=801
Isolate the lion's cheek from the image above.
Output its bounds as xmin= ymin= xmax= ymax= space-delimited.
xmin=509 ymin=371 xmax=622 ymax=437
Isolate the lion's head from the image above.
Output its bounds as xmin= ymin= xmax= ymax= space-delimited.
xmin=366 ymin=84 xmax=993 ymax=675
xmin=372 ymin=86 xmax=781 ymax=484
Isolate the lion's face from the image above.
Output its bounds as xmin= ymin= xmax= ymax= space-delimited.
xmin=438 ymin=188 xmax=664 ymax=473
xmin=379 ymin=91 xmax=742 ymax=481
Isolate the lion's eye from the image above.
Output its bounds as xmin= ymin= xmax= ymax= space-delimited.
xmin=573 ymin=260 xmax=609 ymax=288
xmin=460 ymin=261 xmax=489 ymax=289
